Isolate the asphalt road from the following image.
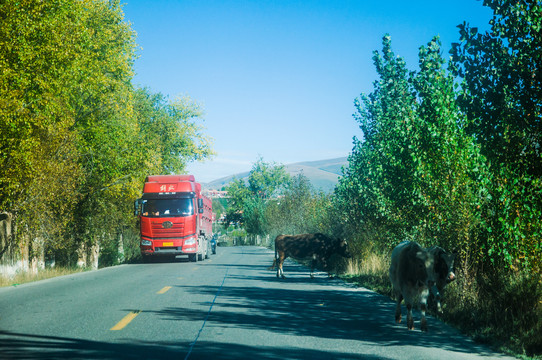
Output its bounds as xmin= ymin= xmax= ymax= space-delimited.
xmin=0 ymin=246 xmax=515 ymax=360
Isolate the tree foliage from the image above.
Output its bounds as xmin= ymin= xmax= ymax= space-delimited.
xmin=339 ymin=35 xmax=419 ymax=243
xmin=224 ymin=158 xmax=289 ymax=235
xmin=0 ymin=0 xmax=213 ymax=266
xmin=337 ymin=35 xmax=487 ymax=261
xmin=265 ymin=174 xmax=332 ymax=240
xmin=451 ymin=0 xmax=542 ymax=271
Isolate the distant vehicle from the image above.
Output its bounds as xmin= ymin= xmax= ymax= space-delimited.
xmin=210 ymin=234 xmax=217 ymax=255
xmin=134 ymin=175 xmax=213 ymax=262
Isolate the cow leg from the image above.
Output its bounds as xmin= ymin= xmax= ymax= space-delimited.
xmin=395 ymin=294 xmax=403 ymax=324
xmin=406 ymin=302 xmax=414 ymax=330
xmin=402 ymin=289 xmax=415 ymax=330
xmin=310 ymin=256 xmax=317 ymax=278
xmin=430 ymin=284 xmax=442 ymax=313
xmin=420 ymin=303 xmax=428 ymax=332
xmin=420 ymin=288 xmax=429 ymax=332
xmin=277 ymin=255 xmax=286 ymax=279
xmin=321 ymin=259 xmax=333 ymax=278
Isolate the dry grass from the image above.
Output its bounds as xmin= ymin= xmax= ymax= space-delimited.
xmin=0 ymin=267 xmax=88 ymax=288
xmin=443 ymin=270 xmax=542 ymax=359
xmin=342 ymin=252 xmax=391 ymax=296
xmin=346 ymin=252 xmax=389 ymax=275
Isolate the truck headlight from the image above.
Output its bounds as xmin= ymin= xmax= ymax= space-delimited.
xmin=141 ymin=239 xmax=152 ymax=246
xmin=185 ymin=238 xmax=196 ymax=246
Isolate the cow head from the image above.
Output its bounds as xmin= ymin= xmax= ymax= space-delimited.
xmin=428 ymin=246 xmax=456 ymax=286
xmin=336 ymin=239 xmax=352 ymax=258
xmin=440 ymin=251 xmax=456 ymax=284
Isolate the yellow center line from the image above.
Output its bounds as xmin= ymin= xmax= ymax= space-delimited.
xmin=157 ymin=286 xmax=172 ymax=294
xmin=110 ymin=310 xmax=141 ymax=331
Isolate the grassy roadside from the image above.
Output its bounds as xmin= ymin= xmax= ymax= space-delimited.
xmin=0 ymin=267 xmax=89 ymax=288
xmin=339 ymin=253 xmax=541 ymax=360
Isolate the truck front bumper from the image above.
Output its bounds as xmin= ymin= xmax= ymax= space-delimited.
xmin=140 ymin=237 xmax=197 ymax=256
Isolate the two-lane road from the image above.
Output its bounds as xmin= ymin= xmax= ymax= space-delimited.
xmin=0 ymin=247 xmax=514 ymax=359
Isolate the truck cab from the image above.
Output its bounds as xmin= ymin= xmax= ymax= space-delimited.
xmin=134 ymin=175 xmax=212 ymax=262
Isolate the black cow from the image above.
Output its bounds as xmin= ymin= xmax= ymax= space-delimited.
xmin=427 ymin=246 xmax=456 ymax=313
xmin=269 ymin=233 xmax=351 ymax=279
xmin=389 ymin=241 xmax=435 ymax=331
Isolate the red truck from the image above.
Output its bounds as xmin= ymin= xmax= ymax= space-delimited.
xmin=134 ymin=175 xmax=213 ymax=262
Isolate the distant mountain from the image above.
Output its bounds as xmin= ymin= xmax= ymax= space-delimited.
xmin=204 ymin=157 xmax=348 ymax=192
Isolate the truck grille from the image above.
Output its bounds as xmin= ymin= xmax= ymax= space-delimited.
xmin=151 ymin=222 xmax=184 ymax=236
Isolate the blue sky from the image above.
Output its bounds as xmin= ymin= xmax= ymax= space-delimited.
xmin=122 ymin=0 xmax=493 ymax=183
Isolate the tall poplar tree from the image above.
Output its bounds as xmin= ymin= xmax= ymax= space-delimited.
xmin=451 ymin=0 xmax=542 ymax=270
xmin=337 ymin=35 xmax=487 ymax=255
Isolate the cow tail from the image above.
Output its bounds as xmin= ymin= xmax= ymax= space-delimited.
xmin=268 ymin=247 xmax=277 ymax=270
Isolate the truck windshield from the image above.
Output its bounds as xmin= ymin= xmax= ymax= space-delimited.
xmin=142 ymin=198 xmax=194 ymax=217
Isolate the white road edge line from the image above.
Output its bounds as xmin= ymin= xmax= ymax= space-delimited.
xmin=184 ymin=268 xmax=229 ymax=360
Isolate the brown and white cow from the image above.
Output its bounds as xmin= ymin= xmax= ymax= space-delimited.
xmin=427 ymin=246 xmax=456 ymax=313
xmin=389 ymin=241 xmax=436 ymax=331
xmin=270 ymin=233 xmax=351 ymax=279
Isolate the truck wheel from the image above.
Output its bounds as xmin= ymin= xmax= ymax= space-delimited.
xmin=189 ymin=254 xmax=197 ymax=262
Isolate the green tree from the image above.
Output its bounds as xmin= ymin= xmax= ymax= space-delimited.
xmin=248 ymin=157 xmax=289 ymax=199
xmin=336 ymin=34 xmax=418 ymax=247
xmin=0 ymin=0 xmax=137 ymax=262
xmin=133 ymin=89 xmax=214 ymax=176
xmin=0 ymin=0 xmax=214 ymax=267
xmin=337 ymin=35 xmax=487 ymax=259
xmin=451 ymin=0 xmax=542 ymax=271
xmin=266 ymin=174 xmax=332 ymax=240
xmin=224 ymin=158 xmax=289 ymax=235
xmin=0 ymin=0 xmax=90 ymax=213
xmin=223 ymin=178 xmax=251 ymax=229
xmin=410 ymin=37 xmax=488 ymax=255
xmin=66 ymin=0 xmax=140 ymax=266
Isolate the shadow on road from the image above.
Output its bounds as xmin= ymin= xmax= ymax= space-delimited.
xmin=0 ymin=331 xmax=389 ymax=360
xmin=0 ymin=331 xmax=182 ymax=359
xmin=0 ymin=247 xmax=509 ymax=359
xmin=157 ymin=283 xmax=499 ymax=357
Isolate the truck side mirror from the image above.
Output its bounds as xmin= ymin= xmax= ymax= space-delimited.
xmin=134 ymin=199 xmax=142 ymax=216
xmin=198 ymin=198 xmax=204 ymax=214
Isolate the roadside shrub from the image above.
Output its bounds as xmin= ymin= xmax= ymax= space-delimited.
xmin=441 ymin=267 xmax=542 ymax=357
